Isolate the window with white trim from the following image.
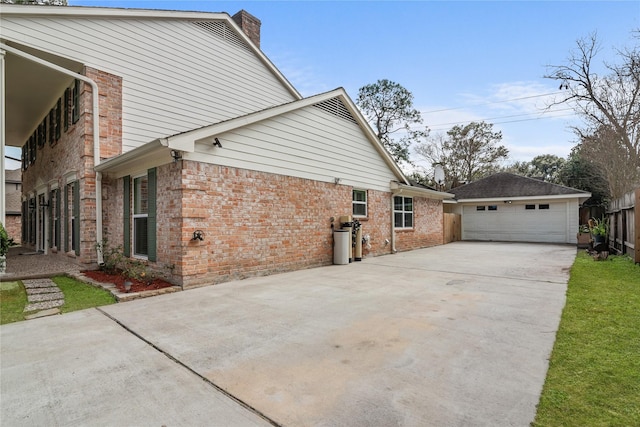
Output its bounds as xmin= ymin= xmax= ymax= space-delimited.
xmin=352 ymin=189 xmax=367 ymax=217
xmin=393 ymin=196 xmax=413 ymax=229
xmin=133 ymin=174 xmax=149 ymax=257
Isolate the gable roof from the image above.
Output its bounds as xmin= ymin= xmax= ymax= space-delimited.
xmin=448 ymin=173 xmax=591 ymax=201
xmin=96 ymin=88 xmax=410 ymax=185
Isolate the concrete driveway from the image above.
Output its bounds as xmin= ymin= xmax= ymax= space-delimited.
xmin=1 ymin=242 xmax=576 ymax=426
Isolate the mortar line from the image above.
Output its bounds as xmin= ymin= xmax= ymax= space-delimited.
xmin=95 ymin=307 xmax=282 ymax=427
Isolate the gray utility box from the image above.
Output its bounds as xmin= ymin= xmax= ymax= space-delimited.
xmin=333 ymin=229 xmax=350 ymax=265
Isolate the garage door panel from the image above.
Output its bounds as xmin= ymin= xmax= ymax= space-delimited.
xmin=462 ymin=203 xmax=567 ymax=243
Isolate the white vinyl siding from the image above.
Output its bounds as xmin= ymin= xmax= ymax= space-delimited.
xmin=191 ymin=102 xmax=399 ymax=192
xmin=461 ymin=200 xmax=579 ymax=243
xmin=1 ymin=16 xmax=297 ymax=152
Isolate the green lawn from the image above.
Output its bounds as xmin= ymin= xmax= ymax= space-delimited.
xmin=0 ymin=276 xmax=115 ymax=324
xmin=53 ymin=276 xmax=116 ymax=313
xmin=533 ymin=252 xmax=640 ymax=426
xmin=0 ymin=281 xmax=28 ymax=324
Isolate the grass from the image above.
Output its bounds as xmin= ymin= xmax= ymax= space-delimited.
xmin=53 ymin=276 xmax=116 ymax=313
xmin=0 ymin=276 xmax=115 ymax=325
xmin=533 ymin=252 xmax=640 ymax=427
xmin=0 ymin=281 xmax=28 ymax=324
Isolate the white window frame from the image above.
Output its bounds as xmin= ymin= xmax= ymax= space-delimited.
xmin=393 ymin=195 xmax=413 ymax=229
xmin=132 ymin=173 xmax=149 ymax=259
xmin=352 ymin=189 xmax=367 ymax=218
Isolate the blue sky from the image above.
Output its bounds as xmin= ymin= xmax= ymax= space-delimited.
xmin=5 ymin=1 xmax=639 ymax=171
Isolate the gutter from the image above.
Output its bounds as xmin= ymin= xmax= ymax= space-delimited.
xmin=1 ymin=42 xmax=104 ymax=264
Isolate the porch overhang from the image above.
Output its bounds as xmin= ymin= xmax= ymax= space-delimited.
xmin=390 ymin=181 xmax=455 ymax=200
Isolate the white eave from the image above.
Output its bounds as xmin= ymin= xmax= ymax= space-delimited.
xmin=390 ymin=181 xmax=454 ymax=200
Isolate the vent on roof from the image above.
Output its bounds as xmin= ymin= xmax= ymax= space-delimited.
xmin=193 ymin=21 xmax=252 ymax=52
xmin=313 ymin=97 xmax=357 ymax=125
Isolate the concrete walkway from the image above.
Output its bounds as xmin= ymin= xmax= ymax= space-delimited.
xmin=0 ymin=242 xmax=577 ymax=426
xmin=23 ymin=278 xmax=64 ymax=319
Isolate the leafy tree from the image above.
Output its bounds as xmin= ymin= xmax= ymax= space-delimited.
xmin=545 ymin=31 xmax=640 ymax=199
xmin=558 ymin=146 xmax=610 ymax=206
xmin=356 ymin=79 xmax=427 ymax=165
xmin=502 ymin=155 xmax=566 ymax=183
xmin=415 ymin=121 xmax=508 ymax=188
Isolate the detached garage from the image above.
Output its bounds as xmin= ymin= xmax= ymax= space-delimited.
xmin=446 ymin=173 xmax=591 ymax=244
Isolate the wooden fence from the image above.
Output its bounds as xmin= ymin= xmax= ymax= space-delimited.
xmin=444 ymin=213 xmax=461 ymax=244
xmin=606 ymin=188 xmax=640 ymax=263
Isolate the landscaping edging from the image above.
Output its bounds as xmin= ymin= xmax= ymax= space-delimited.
xmin=70 ymin=272 xmax=182 ymax=302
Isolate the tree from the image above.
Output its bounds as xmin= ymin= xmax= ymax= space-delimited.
xmin=545 ymin=31 xmax=640 ymax=199
xmin=415 ymin=121 xmax=508 ymax=188
xmin=356 ymin=79 xmax=427 ymax=165
xmin=502 ymin=154 xmax=566 ymax=183
xmin=557 ymin=146 xmax=610 ymax=207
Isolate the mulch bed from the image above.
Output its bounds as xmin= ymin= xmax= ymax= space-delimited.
xmin=82 ymin=270 xmax=174 ymax=293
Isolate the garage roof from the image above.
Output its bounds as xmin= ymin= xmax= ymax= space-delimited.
xmin=448 ymin=173 xmax=590 ymax=200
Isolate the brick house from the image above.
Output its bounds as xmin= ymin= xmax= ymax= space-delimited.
xmin=3 ymin=169 xmax=22 ymax=244
xmin=1 ymin=5 xmax=452 ymax=288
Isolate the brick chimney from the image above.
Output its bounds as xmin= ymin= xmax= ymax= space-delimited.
xmin=232 ymin=10 xmax=261 ymax=48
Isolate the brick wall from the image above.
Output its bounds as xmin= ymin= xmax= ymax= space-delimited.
xmin=129 ymin=161 xmax=444 ymax=288
xmin=4 ymin=215 xmax=21 ymax=244
xmin=395 ymin=197 xmax=444 ymax=251
xmin=20 ymin=67 xmax=122 ymax=265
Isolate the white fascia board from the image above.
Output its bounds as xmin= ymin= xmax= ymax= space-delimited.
xmin=390 ymin=181 xmax=455 ymax=200
xmin=454 ymin=193 xmax=592 ymax=204
xmin=0 ymin=4 xmax=302 ymax=100
xmin=95 ymin=139 xmax=173 ymax=178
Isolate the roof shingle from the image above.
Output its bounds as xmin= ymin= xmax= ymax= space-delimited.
xmin=448 ymin=172 xmax=589 ymax=200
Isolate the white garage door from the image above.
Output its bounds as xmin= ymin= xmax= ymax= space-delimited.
xmin=462 ymin=202 xmax=567 ymax=243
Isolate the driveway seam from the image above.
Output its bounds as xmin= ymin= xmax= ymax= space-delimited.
xmin=365 ymin=261 xmax=568 ymax=284
xmin=95 ymin=307 xmax=282 ymax=427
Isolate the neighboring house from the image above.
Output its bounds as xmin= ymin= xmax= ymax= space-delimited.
xmin=3 ymin=169 xmax=22 ymax=244
xmin=446 ymin=173 xmax=591 ymax=244
xmin=0 ymin=5 xmax=452 ymax=288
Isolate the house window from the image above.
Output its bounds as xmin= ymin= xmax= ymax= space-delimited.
xmin=476 ymin=206 xmax=486 ymax=211
xmin=352 ymin=189 xmax=367 ymax=217
xmin=133 ymin=174 xmax=149 ymax=257
xmin=488 ymin=205 xmax=498 ymax=211
xmin=539 ymin=204 xmax=550 ymax=210
xmin=394 ymin=196 xmax=413 ymax=229
xmin=525 ymin=204 xmax=536 ymax=210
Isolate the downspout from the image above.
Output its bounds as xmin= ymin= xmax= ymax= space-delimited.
xmin=390 ymin=192 xmax=398 ymax=254
xmin=0 ymin=43 xmax=104 ymax=264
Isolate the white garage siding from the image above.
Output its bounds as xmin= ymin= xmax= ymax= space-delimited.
xmin=461 ymin=201 xmax=579 ymax=244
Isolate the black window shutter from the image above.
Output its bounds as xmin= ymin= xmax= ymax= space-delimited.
xmin=64 ymin=185 xmax=69 ymax=252
xmin=55 ymin=188 xmax=61 ymax=249
xmin=48 ymin=191 xmax=54 ymax=248
xmin=73 ymin=181 xmax=80 ymax=256
xmin=55 ymin=98 xmax=62 ymax=141
xmin=72 ymin=79 xmax=80 ymax=124
xmin=64 ymin=88 xmax=70 ymax=131
xmin=147 ymin=168 xmax=157 ymax=262
xmin=123 ymin=176 xmax=131 ymax=257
